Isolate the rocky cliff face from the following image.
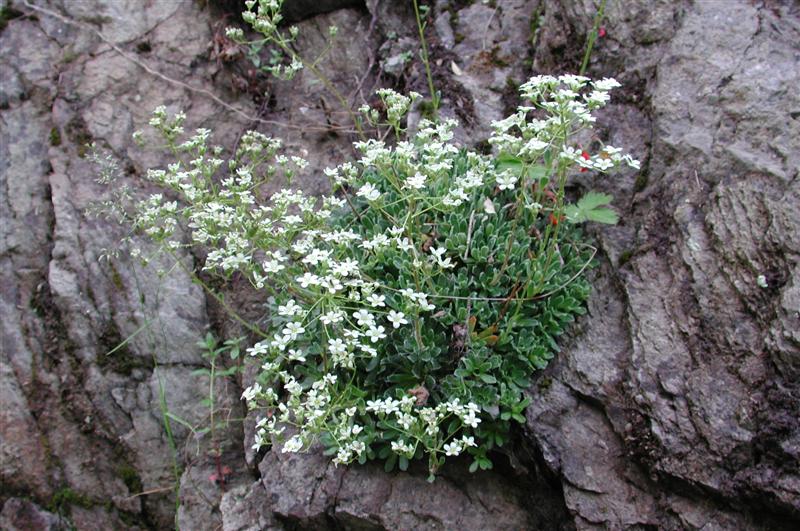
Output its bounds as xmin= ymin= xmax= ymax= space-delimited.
xmin=1 ymin=1 xmax=797 ymax=530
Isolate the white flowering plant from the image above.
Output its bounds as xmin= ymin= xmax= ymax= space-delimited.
xmin=130 ymin=74 xmax=637 ymax=479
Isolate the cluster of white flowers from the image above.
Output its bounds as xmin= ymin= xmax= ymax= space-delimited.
xmin=243 ymin=371 xmax=482 ymax=465
xmin=375 ymin=88 xmax=421 ymax=125
xmin=443 ymin=435 xmax=477 ymax=457
xmin=489 ymin=74 xmax=639 ymax=172
xmin=233 ymin=0 xmax=309 ymax=80
xmin=559 ymin=144 xmax=640 ymax=172
xmin=241 ymin=0 xmax=283 ymax=38
xmin=429 ymin=246 xmax=455 ymax=269
xmin=331 ymin=407 xmax=367 ymax=465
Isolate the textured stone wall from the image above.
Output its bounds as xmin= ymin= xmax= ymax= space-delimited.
xmin=1 ymin=0 xmax=797 ymax=529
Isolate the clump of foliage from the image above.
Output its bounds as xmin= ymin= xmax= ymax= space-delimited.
xmin=130 ymin=72 xmax=637 ymax=478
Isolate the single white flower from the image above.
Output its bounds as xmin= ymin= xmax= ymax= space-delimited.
xmin=328 ymin=338 xmax=347 ymax=355
xmin=387 ymin=310 xmax=408 ymax=329
xmin=282 ymin=321 xmax=305 ymax=340
xmin=367 ymin=293 xmax=386 ymax=307
xmin=282 ymin=435 xmax=303 ymax=453
xmin=559 ymin=74 xmax=590 ymax=89
xmin=496 ymin=172 xmax=518 ymax=191
xmin=443 ymin=441 xmax=462 ymax=456
xmin=297 ymin=272 xmax=320 ymax=288
xmin=593 ymin=157 xmax=615 ymax=171
xmin=523 ymin=138 xmax=549 ymax=153
xmin=278 ymin=300 xmax=303 ymax=317
xmin=365 ymin=325 xmax=387 ymax=343
xmin=396 ymin=237 xmax=414 ymax=252
xmin=262 ymin=259 xmax=285 ymax=273
xmin=353 ymin=309 xmax=375 ymax=327
xmin=343 ymin=328 xmax=362 ymax=340
xmin=623 ymin=155 xmax=641 ymax=169
xmin=593 ymin=77 xmax=621 ymax=91
xmin=404 ymin=172 xmax=427 ymax=190
xmin=462 ymin=411 xmax=481 ymax=428
xmin=585 ymin=90 xmax=611 ymax=106
xmin=356 ymin=182 xmax=381 ymax=201
xmin=241 ymin=382 xmax=261 ymax=402
xmin=382 ymin=399 xmax=400 ymax=415
xmin=555 ymin=88 xmax=579 ymax=100
xmin=357 ymin=343 xmax=377 ymax=357
xmin=271 ymin=333 xmax=290 ymax=351
xmin=285 ymin=379 xmax=302 ymax=395
xmin=334 ymin=447 xmax=353 ymax=465
xmin=418 ymin=298 xmax=435 ymax=311
xmin=320 ymin=310 xmax=344 ymax=325
xmin=323 ymin=276 xmax=343 ymax=294
xmin=288 ymin=349 xmax=306 ymax=362
xmin=246 ymin=341 xmax=269 ymax=357
xmin=351 ymin=440 xmax=366 ymax=456
xmin=397 ymin=412 xmax=415 ymax=430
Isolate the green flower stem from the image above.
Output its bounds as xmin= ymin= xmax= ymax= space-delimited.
xmin=579 ymin=0 xmax=608 ymax=75
xmin=413 ymin=0 xmax=439 ymax=111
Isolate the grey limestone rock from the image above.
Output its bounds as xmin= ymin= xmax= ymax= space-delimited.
xmin=521 ymin=0 xmax=800 ymax=528
xmin=0 ymin=498 xmax=64 ymax=531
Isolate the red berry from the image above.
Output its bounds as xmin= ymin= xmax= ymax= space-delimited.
xmin=580 ymin=150 xmax=590 ymax=172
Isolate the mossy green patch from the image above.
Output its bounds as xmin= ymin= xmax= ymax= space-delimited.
xmin=117 ymin=463 xmax=143 ymax=495
xmin=65 ymin=117 xmax=93 ymax=158
xmin=0 ymin=5 xmax=24 ymax=33
xmin=49 ymin=487 xmax=94 ymax=515
xmin=634 ymin=171 xmax=648 ymax=193
xmin=96 ymin=320 xmax=153 ymax=376
xmin=417 ymin=98 xmax=438 ymax=120
xmin=537 ymin=376 xmax=553 ymax=391
xmin=618 ymin=249 xmax=634 ymax=267
xmin=108 ymin=261 xmax=125 ymax=290
xmin=62 ymin=49 xmax=79 ymax=64
xmin=49 ymin=127 xmax=62 ymax=147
